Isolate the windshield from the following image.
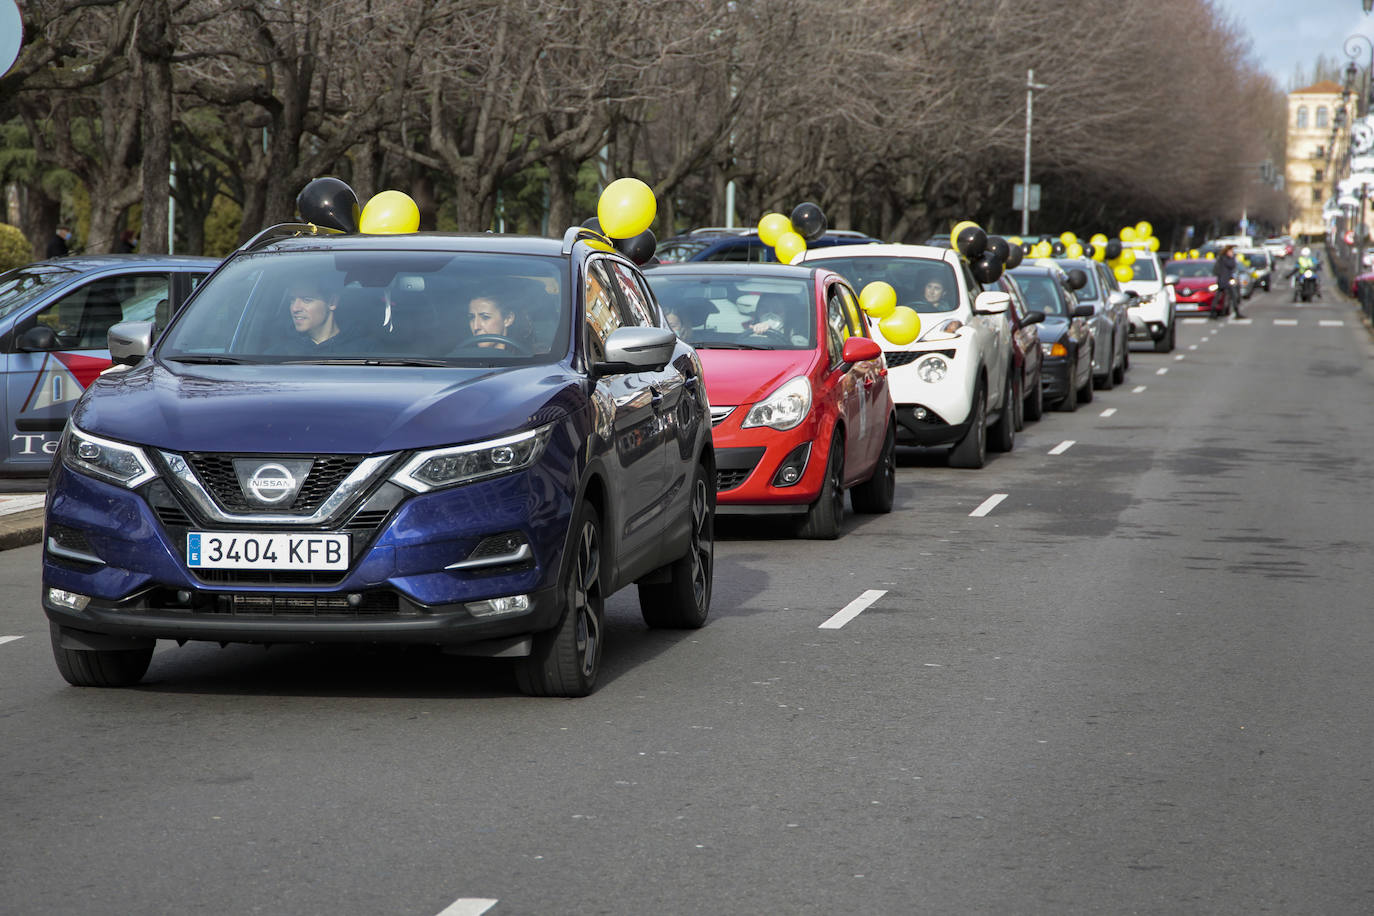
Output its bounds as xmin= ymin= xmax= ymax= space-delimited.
xmin=809 ymin=255 xmax=960 ymax=313
xmin=1008 ymin=272 xmax=1070 ymax=316
xmin=159 ymin=250 xmax=568 ymax=365
xmin=0 ymin=264 xmax=83 ymax=321
xmin=644 ymin=274 xmax=815 ymax=349
xmin=1129 ymin=258 xmax=1158 ymax=281
xmin=1170 ymin=260 xmax=1215 ymax=278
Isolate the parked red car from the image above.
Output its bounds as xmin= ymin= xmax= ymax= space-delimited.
xmin=1167 ymin=258 xmax=1224 ymax=317
xmin=644 ymin=263 xmax=895 ymax=538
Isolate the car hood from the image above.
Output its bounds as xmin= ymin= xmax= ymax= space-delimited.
xmin=695 ymin=348 xmax=817 ymax=406
xmin=1174 ymin=277 xmax=1214 ymax=293
xmin=1035 ymin=317 xmax=1072 ymax=342
xmin=71 ymin=361 xmax=585 ymax=454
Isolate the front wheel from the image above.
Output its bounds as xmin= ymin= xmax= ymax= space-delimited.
xmin=988 ymin=370 xmax=1015 ymax=452
xmin=850 ymin=419 xmax=895 ymax=514
xmin=1078 ymin=350 xmax=1095 ymax=404
xmin=798 ymin=432 xmax=845 ymax=539
xmin=949 ymin=380 xmax=987 ymax=468
xmin=516 ymin=502 xmax=605 ymax=697
xmin=1154 ymin=320 xmax=1176 ymax=353
xmin=638 ymin=467 xmax=713 ymax=629
xmin=50 ymin=624 xmax=153 ymax=687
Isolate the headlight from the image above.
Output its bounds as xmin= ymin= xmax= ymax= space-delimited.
xmin=1207 ymin=283 xmax=1219 ymax=292
xmin=919 ymin=318 xmax=964 ymax=341
xmin=742 ymin=376 xmax=811 ymax=431
xmin=1041 ymin=342 xmax=1068 ymax=357
xmin=61 ymin=424 xmax=157 ymax=488
xmin=392 ymin=424 xmax=553 ymax=493
xmin=916 ymin=355 xmax=948 ymax=382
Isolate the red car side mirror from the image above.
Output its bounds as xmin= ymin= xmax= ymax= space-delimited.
xmin=841 ymin=336 xmax=882 ymax=364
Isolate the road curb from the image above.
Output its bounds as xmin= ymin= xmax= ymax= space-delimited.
xmin=0 ymin=508 xmax=43 ymax=551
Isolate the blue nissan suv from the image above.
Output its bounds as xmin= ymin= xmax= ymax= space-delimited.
xmin=41 ymin=225 xmax=715 ymax=696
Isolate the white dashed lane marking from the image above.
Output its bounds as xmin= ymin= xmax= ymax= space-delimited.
xmin=1132 ymin=385 xmax=1147 ymax=393
xmin=1274 ymin=319 xmax=1298 ymax=326
xmin=1099 ymin=408 xmax=1117 ymax=417
xmin=969 ymin=494 xmax=1009 ymax=517
xmin=1155 ymin=367 xmax=1169 ymax=375
xmin=436 ymin=899 xmax=499 ymax=916
xmin=0 ymin=636 xmax=22 ymax=647
xmin=1174 ymin=354 xmax=1185 ymax=361
xmin=1048 ymin=440 xmax=1076 ymax=455
xmin=1188 ymin=344 xmax=1199 ymax=350
xmin=1320 ymin=320 xmax=1345 ymax=327
xmin=819 ymin=589 xmax=887 ymax=630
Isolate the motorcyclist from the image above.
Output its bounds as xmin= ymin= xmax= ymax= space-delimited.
xmin=1212 ymin=245 xmax=1241 ymax=319
xmin=1288 ymin=247 xmax=1321 ymax=300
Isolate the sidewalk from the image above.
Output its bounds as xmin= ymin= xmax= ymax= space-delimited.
xmin=0 ymin=493 xmax=45 ymax=551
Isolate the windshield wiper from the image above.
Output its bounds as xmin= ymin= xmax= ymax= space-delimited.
xmin=691 ymin=341 xmax=769 ymax=350
xmin=167 ymin=355 xmax=256 ymax=365
xmin=280 ymin=357 xmax=452 ymax=367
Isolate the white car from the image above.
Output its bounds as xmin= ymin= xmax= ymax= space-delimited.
xmin=1120 ymin=245 xmax=1176 ymax=352
xmin=801 ymin=244 xmax=1015 ymax=468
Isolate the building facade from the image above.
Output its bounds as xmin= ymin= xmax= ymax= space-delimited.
xmin=1286 ymin=80 xmax=1348 ymax=240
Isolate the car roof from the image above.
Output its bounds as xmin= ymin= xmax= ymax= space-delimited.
xmin=641 ymin=262 xmax=827 ymax=282
xmin=28 ymin=254 xmax=220 ymax=270
xmin=801 ymin=242 xmax=956 ymax=262
xmin=253 ymin=232 xmax=569 ymax=257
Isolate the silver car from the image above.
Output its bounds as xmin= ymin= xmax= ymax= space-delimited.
xmin=1054 ymin=257 xmax=1131 ymax=391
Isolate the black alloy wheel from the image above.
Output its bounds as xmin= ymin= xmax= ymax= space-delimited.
xmin=639 ymin=466 xmax=714 ymax=629
xmin=517 ymin=502 xmax=604 ymax=697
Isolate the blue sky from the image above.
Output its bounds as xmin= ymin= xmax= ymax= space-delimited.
xmin=1213 ymin=0 xmax=1374 ymax=87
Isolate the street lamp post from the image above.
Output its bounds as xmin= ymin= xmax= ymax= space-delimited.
xmin=1021 ymin=69 xmax=1049 ymax=236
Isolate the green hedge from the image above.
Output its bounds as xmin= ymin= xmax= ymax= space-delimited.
xmin=0 ymin=223 xmax=30 ymax=273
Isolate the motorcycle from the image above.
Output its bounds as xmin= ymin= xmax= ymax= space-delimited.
xmin=1297 ymin=269 xmax=1317 ymax=302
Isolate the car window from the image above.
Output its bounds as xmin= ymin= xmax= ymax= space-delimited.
xmin=159 ymin=250 xmax=569 ymax=365
xmin=28 ymin=273 xmax=171 ymax=350
xmin=643 ymin=274 xmax=815 ymax=350
xmin=608 ymin=261 xmax=657 ymax=327
xmin=814 ymin=255 xmax=960 ymax=313
xmin=583 ymin=259 xmax=628 ymax=364
xmin=1009 ymin=272 xmax=1068 ymax=316
xmin=825 ymin=285 xmax=853 ymax=365
xmin=0 ymin=263 xmax=85 ymax=321
xmin=1130 ymin=257 xmax=1159 ymax=281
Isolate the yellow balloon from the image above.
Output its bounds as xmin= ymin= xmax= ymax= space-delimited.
xmin=758 ymin=212 xmax=791 ymax=247
xmin=1090 ymin=233 xmax=1109 ymax=247
xmin=774 ymin=231 xmax=807 ymax=264
xmin=859 ymin=281 xmax=897 ymax=318
xmin=1060 ymin=231 xmax=1077 ymax=246
xmin=1092 ymin=245 xmax=1107 ymax=261
xmin=1035 ymin=242 xmax=1053 ymax=258
xmin=879 ymin=306 xmax=921 ymax=345
xmin=1121 ymin=249 xmax=1136 ymax=266
xmin=359 ymin=190 xmax=420 ymax=234
xmin=1173 ymin=251 xmax=1186 ymax=260
xmin=1147 ymin=236 xmax=1160 ymax=252
xmin=597 ymin=177 xmax=656 ymax=239
xmin=1008 ymin=236 xmax=1023 ymax=247
xmin=1189 ymin=248 xmax=1200 ymax=258
xmin=1120 ymin=226 xmax=1138 ymax=242
xmin=1067 ymin=242 xmax=1084 ymax=258
xmin=1205 ymin=252 xmax=1215 ymax=260
xmin=1136 ymin=221 xmax=1153 ymax=238
xmin=1114 ymin=264 xmax=1133 ymax=282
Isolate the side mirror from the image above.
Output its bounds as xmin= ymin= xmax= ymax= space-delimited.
xmin=1022 ymin=310 xmax=1046 ymax=326
xmin=17 ymin=326 xmax=60 ymax=351
xmin=840 ymin=336 xmax=882 ymax=365
xmin=108 ymin=320 xmax=155 ymax=367
xmin=1164 ymin=275 xmax=1179 ymax=286
xmin=1072 ymin=305 xmax=1096 ymax=319
xmin=593 ymin=325 xmax=677 ymax=376
xmin=973 ymin=290 xmax=1010 ymax=315
xmin=1108 ymin=290 xmax=1133 ymax=307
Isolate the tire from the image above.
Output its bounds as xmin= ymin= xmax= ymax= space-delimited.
xmin=639 ymin=466 xmax=713 ymax=629
xmin=1096 ymin=340 xmax=1115 ymax=391
xmin=798 ymin=431 xmax=845 ymax=539
xmin=949 ymin=380 xmax=987 ymax=468
xmin=50 ymin=623 xmax=153 ymax=688
xmin=1078 ymin=350 xmax=1094 ymax=404
xmin=1011 ymin=370 xmax=1026 ymax=432
xmin=1112 ymin=334 xmax=1126 ymax=385
xmin=1122 ymin=341 xmax=1130 ymax=372
xmin=988 ymin=370 xmax=1015 ymax=452
xmin=1024 ymin=366 xmax=1044 ymax=422
xmin=1154 ymin=320 xmax=1175 ymax=353
xmin=1055 ymin=358 xmax=1078 ymax=412
xmin=516 ymin=501 xmax=605 ymax=697
xmin=850 ymin=419 xmax=895 ymax=514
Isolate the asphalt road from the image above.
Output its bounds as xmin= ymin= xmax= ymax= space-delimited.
xmin=2 ymin=282 xmax=1373 ymax=915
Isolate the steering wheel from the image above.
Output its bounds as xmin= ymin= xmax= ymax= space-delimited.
xmin=452 ymin=334 xmax=532 ymax=355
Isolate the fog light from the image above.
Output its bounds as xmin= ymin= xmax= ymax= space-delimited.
xmin=466 ymin=594 xmax=531 ymax=618
xmin=48 ymin=588 xmax=91 ymax=610
xmin=771 ymin=442 xmax=811 ymax=488
xmin=914 ymin=407 xmax=928 ymax=420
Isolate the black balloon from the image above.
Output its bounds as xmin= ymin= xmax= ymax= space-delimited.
xmin=956 ymin=225 xmax=988 ymax=259
xmin=971 ymin=252 xmax=1003 ymax=284
xmin=297 ymin=177 xmax=359 ymax=233
xmin=615 ymin=228 xmax=657 ymax=265
xmin=1051 ymin=240 xmax=1067 ymax=256
xmin=1082 ymin=243 xmax=1096 ymax=260
xmin=581 ymin=216 xmax=603 ymax=233
xmin=1020 ymin=241 xmax=1034 ymax=255
xmin=986 ymin=235 xmax=1011 ymax=264
xmin=1106 ymin=239 xmax=1123 ymax=259
xmin=1066 ymin=268 xmax=1089 ymax=291
xmin=1005 ymin=245 xmax=1024 ymax=270
xmin=790 ymin=202 xmax=827 ymax=242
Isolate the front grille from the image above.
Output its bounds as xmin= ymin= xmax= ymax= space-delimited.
xmin=185 ymin=453 xmax=363 ymax=513
xmin=717 ymin=468 xmax=752 ymax=491
xmin=884 ymin=351 xmax=919 ymax=367
xmin=193 ymin=569 xmax=348 ymax=586
xmin=209 ymin=592 xmax=400 ymax=617
xmin=710 ymin=406 xmax=735 ymax=426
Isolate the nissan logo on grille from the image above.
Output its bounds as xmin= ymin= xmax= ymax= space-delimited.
xmin=232 ymin=457 xmax=314 ymax=509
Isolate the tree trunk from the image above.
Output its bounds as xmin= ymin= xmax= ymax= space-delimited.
xmin=137 ymin=0 xmax=173 ymax=254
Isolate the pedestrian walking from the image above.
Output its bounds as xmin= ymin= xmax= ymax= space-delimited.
xmin=46 ymin=226 xmax=72 ymax=258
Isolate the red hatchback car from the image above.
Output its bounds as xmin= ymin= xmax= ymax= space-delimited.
xmin=644 ymin=263 xmax=896 ymax=538
xmin=1168 ymin=258 xmax=1224 ymax=317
